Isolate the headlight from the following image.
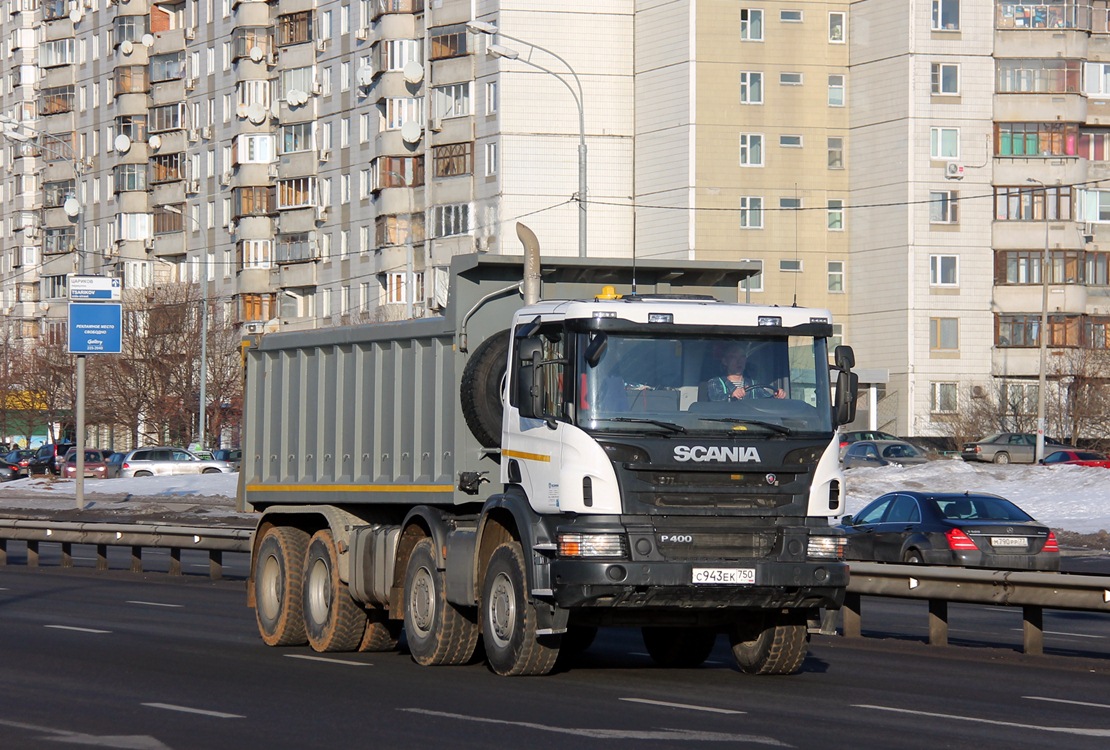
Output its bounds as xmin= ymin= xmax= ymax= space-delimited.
xmin=807 ymin=535 xmax=846 ymax=560
xmin=558 ymin=533 xmax=628 ymax=558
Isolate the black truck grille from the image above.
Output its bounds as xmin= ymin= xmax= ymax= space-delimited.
xmin=649 ymin=517 xmax=778 ymax=561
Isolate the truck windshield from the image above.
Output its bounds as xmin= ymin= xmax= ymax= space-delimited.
xmin=576 ymin=333 xmax=833 ymax=436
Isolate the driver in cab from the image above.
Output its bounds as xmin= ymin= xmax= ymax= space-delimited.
xmin=705 ymin=342 xmax=786 ymax=401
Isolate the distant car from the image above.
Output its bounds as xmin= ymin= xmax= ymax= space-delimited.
xmin=3 ymin=449 xmax=34 ymax=478
xmin=839 ymin=430 xmax=901 ymax=455
xmin=0 ymin=459 xmax=17 ymax=482
xmin=960 ymin=433 xmax=1065 ymax=464
xmin=27 ymin=442 xmax=75 ymax=475
xmin=105 ymin=452 xmax=127 ymax=479
xmin=1040 ymin=449 xmax=1110 ymax=468
xmin=211 ymin=449 xmax=242 ymax=472
xmin=842 ymin=439 xmax=929 ymax=469
xmin=119 ymin=447 xmax=236 ymax=478
xmin=837 ymin=491 xmax=1059 ymax=571
xmin=61 ymin=449 xmax=113 ymax=479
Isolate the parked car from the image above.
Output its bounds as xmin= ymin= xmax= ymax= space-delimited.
xmin=27 ymin=442 xmax=75 ymax=475
xmin=3 ymin=449 xmax=34 ymax=478
xmin=837 ymin=491 xmax=1059 ymax=571
xmin=838 ymin=430 xmax=900 ymax=455
xmin=61 ymin=449 xmax=113 ymax=479
xmin=105 ymin=452 xmax=127 ymax=479
xmin=842 ymin=439 xmax=929 ymax=469
xmin=960 ymin=433 xmax=1065 ymax=464
xmin=119 ymin=447 xmax=236 ymax=478
xmin=1040 ymin=449 xmax=1110 ymax=468
xmin=211 ymin=449 xmax=242 ymax=471
xmin=0 ymin=459 xmax=18 ymax=482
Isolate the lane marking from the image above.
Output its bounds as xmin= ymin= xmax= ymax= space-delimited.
xmin=1026 ymin=696 xmax=1110 ymax=710
xmin=399 ymin=708 xmax=786 ymax=744
xmin=284 ymin=654 xmax=369 ymax=667
xmin=1009 ymin=628 xmax=1104 ymax=640
xmin=127 ymin=601 xmax=184 ymax=608
xmin=45 ymin=625 xmax=111 ymax=634
xmin=621 ymin=698 xmax=745 ymax=715
xmin=142 ymin=703 xmax=244 ymax=719
xmin=0 ymin=718 xmax=171 ymax=749
xmin=855 ymin=704 xmax=1110 ymax=738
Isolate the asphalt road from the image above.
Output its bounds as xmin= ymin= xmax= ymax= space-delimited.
xmin=1 ymin=564 xmax=1108 ymax=750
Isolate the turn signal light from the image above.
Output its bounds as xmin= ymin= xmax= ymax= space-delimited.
xmin=945 ymin=528 xmax=978 ymax=551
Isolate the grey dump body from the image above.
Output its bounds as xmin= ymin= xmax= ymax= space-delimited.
xmin=241 ymin=254 xmax=755 ymax=510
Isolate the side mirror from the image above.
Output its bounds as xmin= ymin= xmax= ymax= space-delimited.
xmin=584 ymin=332 xmax=608 ymax=367
xmin=834 ymin=371 xmax=858 ymax=425
xmin=834 ymin=344 xmax=855 ymax=370
xmin=841 ymin=514 xmax=854 ymax=526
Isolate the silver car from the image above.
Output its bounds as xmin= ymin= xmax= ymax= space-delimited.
xmin=120 ymin=447 xmax=236 ymax=477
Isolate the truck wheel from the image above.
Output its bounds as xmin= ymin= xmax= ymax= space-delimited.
xmin=482 ymin=541 xmax=561 ymax=676
xmin=641 ymin=626 xmax=717 ymax=668
xmin=302 ymin=530 xmax=366 ymax=652
xmin=359 ymin=611 xmax=402 ymax=652
xmin=254 ymin=526 xmax=309 ymax=646
xmin=460 ymin=330 xmax=509 ymax=448
xmin=404 ymin=538 xmax=478 ymax=666
xmin=729 ymin=612 xmax=808 ymax=675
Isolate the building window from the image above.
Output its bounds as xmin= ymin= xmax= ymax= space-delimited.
xmin=485 ymin=142 xmax=498 ymax=176
xmin=486 ymin=81 xmax=499 ymax=114
xmin=151 ymin=153 xmax=184 ymax=183
xmin=277 ymin=11 xmax=313 ymax=47
xmin=739 ymin=260 xmax=764 ymax=293
xmin=432 ymin=203 xmax=471 ymax=237
xmin=829 ymin=12 xmax=846 ymax=42
xmin=280 ymin=122 xmax=314 ymax=154
xmin=242 ymin=293 xmax=277 ymax=322
xmin=115 ymin=66 xmax=149 ymax=94
xmin=780 ymin=135 xmax=803 ymax=147
xmin=116 ymin=115 xmax=147 ymax=142
xmin=39 ymin=39 xmax=75 ymax=67
xmin=827 ymin=199 xmax=844 ymax=230
xmin=231 ymin=27 xmax=274 ymax=60
xmin=382 ymin=271 xmax=423 ymax=305
xmin=42 ymin=275 xmax=69 ymax=300
xmin=277 ymin=177 xmax=317 ymax=209
xmin=781 ymin=10 xmax=803 ymax=22
xmin=931 ymin=127 xmax=959 ymax=159
xmin=780 ymin=259 xmax=803 ymax=272
xmin=376 ymin=214 xmax=425 ymax=248
xmin=828 ymin=137 xmax=844 ymax=169
xmin=780 ymin=72 xmax=803 ymax=85
xmin=41 ymin=85 xmax=75 ymax=115
xmin=996 ymin=314 xmax=1042 ymax=347
xmin=233 ymin=186 xmax=275 ymax=217
xmin=434 ymin=82 xmax=472 ymax=119
xmin=1000 ymin=59 xmax=1080 ymax=94
xmin=740 ymin=72 xmax=763 ymax=104
xmin=241 ymin=239 xmax=273 ymax=269
xmin=1003 ymin=384 xmax=1038 ymax=417
xmin=996 ymin=185 xmax=1072 ymax=221
xmin=828 ymin=75 xmax=845 ymax=106
xmin=929 ymin=190 xmax=959 ymax=224
xmin=236 ymin=133 xmax=276 ymax=164
xmin=995 ymin=122 xmax=1078 ymax=157
xmin=932 ymin=63 xmax=960 ymax=95
xmin=931 ymin=254 xmax=959 ymax=286
xmin=377 ymin=39 xmax=422 ymax=71
xmin=373 ymin=156 xmax=424 ymax=189
xmin=276 ymin=233 xmax=315 ymax=263
xmin=113 ymin=164 xmax=148 ymax=193
xmin=43 ymin=180 xmax=76 ymax=208
xmin=740 ymin=196 xmax=763 ymax=229
xmin=932 ymin=0 xmax=960 ymax=31
xmin=150 ymin=52 xmax=186 ymax=83
xmin=780 ymin=197 xmax=802 ymax=210
xmin=43 ymin=228 xmax=74 ymax=255
xmin=429 ymin=24 xmax=468 ymax=59
xmin=828 ymin=261 xmax=845 ymax=292
xmin=432 ymin=142 xmax=473 ymax=177
xmin=740 ymin=8 xmax=764 ymax=41
xmin=739 ymin=134 xmax=764 ymax=166
xmin=383 ymin=98 xmax=423 ymax=130
xmin=930 ymin=318 xmax=959 ymax=350
xmin=930 ymin=382 xmax=958 ymax=413
xmin=149 ymin=103 xmax=186 ymax=133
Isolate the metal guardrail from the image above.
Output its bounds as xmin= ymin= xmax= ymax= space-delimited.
xmin=843 ymin=561 xmax=1110 ymax=655
xmin=0 ymin=519 xmax=252 ymax=580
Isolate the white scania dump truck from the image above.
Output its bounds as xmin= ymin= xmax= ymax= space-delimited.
xmin=242 ymin=227 xmax=858 ymax=676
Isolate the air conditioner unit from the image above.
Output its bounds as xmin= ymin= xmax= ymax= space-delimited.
xmin=185 ymin=179 xmax=199 ymax=193
xmin=266 ymin=52 xmax=277 ymax=66
xmin=144 ymin=238 xmax=154 ymax=250
xmin=220 ymin=170 xmax=232 ymax=185
xmin=184 ymin=28 xmax=195 ymax=40
xmin=267 ymin=163 xmax=279 ymax=179
xmin=316 ymin=208 xmax=328 ymax=222
xmin=311 ymin=80 xmax=322 ymax=95
xmin=11 ymin=253 xmax=21 ymax=268
xmin=971 ymin=385 xmax=986 ymax=399
xmin=244 ymin=321 xmax=263 ymax=334
xmin=315 ymin=38 xmax=328 ymax=53
xmin=187 ymin=128 xmax=199 ymax=142
xmin=355 ymin=27 xmax=369 ymax=41
xmin=944 ymin=162 xmax=964 ymax=179
xmin=201 ymin=126 xmax=212 ymax=140
xmin=318 ymin=148 xmax=331 ymax=162
xmin=185 ymin=78 xmax=197 ymax=91
xmin=429 ymin=116 xmax=443 ymax=133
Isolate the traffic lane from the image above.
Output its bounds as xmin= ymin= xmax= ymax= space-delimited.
xmin=2 ymin=568 xmax=1109 ymax=750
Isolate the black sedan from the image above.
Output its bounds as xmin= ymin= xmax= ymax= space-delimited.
xmin=837 ymin=491 xmax=1059 ymax=571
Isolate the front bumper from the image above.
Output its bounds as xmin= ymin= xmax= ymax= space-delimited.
xmin=549 ymin=557 xmax=848 ymax=610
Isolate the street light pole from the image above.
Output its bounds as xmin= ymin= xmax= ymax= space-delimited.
xmin=0 ymin=117 xmax=88 ymax=507
xmin=1027 ymin=177 xmax=1050 ymax=462
xmin=467 ymin=21 xmax=587 ymax=258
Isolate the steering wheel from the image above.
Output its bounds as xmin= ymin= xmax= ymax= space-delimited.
xmin=744 ymin=383 xmax=779 ymax=398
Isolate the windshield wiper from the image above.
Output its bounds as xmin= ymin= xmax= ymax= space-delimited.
xmin=597 ymin=417 xmax=688 ymax=434
xmin=698 ymin=417 xmax=793 ymax=435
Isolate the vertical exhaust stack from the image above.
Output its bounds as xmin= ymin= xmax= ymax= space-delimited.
xmin=517 ymin=222 xmax=542 ymax=305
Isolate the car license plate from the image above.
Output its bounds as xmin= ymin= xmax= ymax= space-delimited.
xmin=991 ymin=536 xmax=1026 ymax=547
xmin=692 ymin=567 xmax=755 ymax=585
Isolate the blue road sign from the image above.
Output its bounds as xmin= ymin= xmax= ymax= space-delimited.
xmin=68 ymin=303 xmax=122 ymax=354
xmin=69 ymin=275 xmax=122 ymax=301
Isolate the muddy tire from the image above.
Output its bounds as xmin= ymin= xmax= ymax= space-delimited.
xmin=359 ymin=612 xmax=402 ymax=652
xmin=642 ymin=626 xmax=717 ymax=668
xmin=730 ymin=612 xmax=809 ymax=675
xmin=254 ymin=526 xmax=309 ymax=647
xmin=404 ymin=538 xmax=479 ymax=666
xmin=482 ymin=541 xmax=561 ymax=676
xmin=460 ymin=330 xmax=510 ymax=448
xmin=302 ymin=530 xmax=366 ymax=652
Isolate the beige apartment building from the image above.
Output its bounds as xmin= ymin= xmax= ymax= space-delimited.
xmin=4 ymin=0 xmax=1106 ymax=440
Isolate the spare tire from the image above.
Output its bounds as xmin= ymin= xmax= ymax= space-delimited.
xmin=461 ymin=330 xmax=510 ymax=447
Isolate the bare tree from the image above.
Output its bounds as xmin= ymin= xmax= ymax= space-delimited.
xmin=202 ymin=308 xmax=244 ymax=448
